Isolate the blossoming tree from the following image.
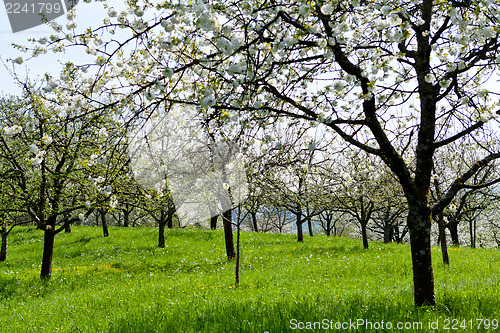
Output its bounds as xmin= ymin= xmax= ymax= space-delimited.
xmin=0 ymin=84 xmax=120 ymax=279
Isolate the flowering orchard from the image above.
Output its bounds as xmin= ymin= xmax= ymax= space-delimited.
xmin=10 ymin=0 xmax=500 ymax=306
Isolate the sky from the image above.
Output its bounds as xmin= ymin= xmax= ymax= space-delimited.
xmin=0 ymin=0 xmax=121 ymax=96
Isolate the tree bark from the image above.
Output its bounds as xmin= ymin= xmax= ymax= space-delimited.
xmin=100 ymin=209 xmax=109 ymax=237
xmin=407 ymin=204 xmax=436 ymax=306
xmin=296 ymin=208 xmax=303 ymax=242
xmin=167 ymin=210 xmax=173 ymax=229
xmin=446 ymin=219 xmax=459 ymax=246
xmin=210 ymin=214 xmax=218 ymax=230
xmin=307 ymin=216 xmax=313 ymax=237
xmin=222 ymin=209 xmax=235 ymax=259
xmin=469 ymin=219 xmax=476 ymax=248
xmin=40 ymin=224 xmax=55 ymax=280
xmin=158 ymin=222 xmax=166 ymax=248
xmin=360 ymin=221 xmax=369 ymax=249
xmin=383 ymin=210 xmax=392 ymax=243
xmin=64 ymin=222 xmax=71 ymax=233
xmin=0 ymin=224 xmax=7 ymax=262
xmin=157 ymin=210 xmax=166 ymax=248
xmin=437 ymin=213 xmax=449 ymax=265
xmin=235 ymin=215 xmax=241 ymax=287
xmin=251 ymin=211 xmax=258 ymax=232
xmin=123 ymin=205 xmax=130 ymax=228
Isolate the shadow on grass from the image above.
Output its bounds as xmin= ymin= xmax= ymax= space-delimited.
xmin=106 ymin=291 xmax=500 ymax=333
xmin=106 ymin=292 xmax=496 ymax=333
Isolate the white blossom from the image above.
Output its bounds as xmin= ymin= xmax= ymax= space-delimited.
xmin=4 ymin=125 xmax=22 ymax=136
xmin=42 ymin=135 xmax=53 ymax=145
xmin=86 ymin=46 xmax=97 ymax=55
xmin=14 ymin=57 xmax=24 ymax=65
xmin=145 ymin=91 xmax=156 ymax=101
xmin=375 ymin=19 xmax=391 ymax=30
xmin=200 ymin=95 xmax=216 ymax=108
xmin=101 ymin=185 xmax=112 ymax=195
xmin=380 ymin=5 xmax=391 ymax=15
xmin=108 ymin=8 xmax=117 ymax=17
xmin=163 ymin=67 xmax=174 ymax=78
xmin=32 ymin=151 xmax=46 ymax=165
xmin=43 ymin=82 xmax=58 ymax=93
xmin=424 ymin=74 xmax=436 ymax=84
xmin=67 ymin=9 xmax=77 ymax=21
xmin=95 ymin=56 xmax=108 ymax=66
xmin=29 ymin=144 xmax=39 ymax=154
xmin=134 ymin=8 xmax=144 ymax=17
xmin=67 ymin=22 xmax=77 ymax=30
xmin=321 ymin=4 xmax=334 ymax=15
xmin=99 ymin=128 xmax=108 ymax=139
xmin=110 ymin=195 xmax=118 ymax=209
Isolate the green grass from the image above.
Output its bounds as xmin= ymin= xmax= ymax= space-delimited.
xmin=1 ymin=226 xmax=499 ymax=332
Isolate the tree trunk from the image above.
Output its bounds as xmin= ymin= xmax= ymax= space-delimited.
xmin=158 ymin=210 xmax=166 ymax=248
xmin=447 ymin=220 xmax=459 ymax=246
xmin=99 ymin=209 xmax=109 ymax=237
xmin=40 ymin=225 xmax=55 ymax=280
xmin=64 ymin=222 xmax=71 ymax=233
xmin=251 ymin=211 xmax=258 ymax=232
xmin=407 ymin=204 xmax=435 ymax=306
xmin=123 ymin=205 xmax=130 ymax=228
xmin=360 ymin=221 xmax=369 ymax=249
xmin=383 ymin=225 xmax=391 ymax=243
xmin=437 ymin=213 xmax=449 ymax=265
xmin=158 ymin=222 xmax=165 ymax=248
xmin=235 ymin=214 xmax=241 ymax=287
xmin=307 ymin=216 xmax=313 ymax=237
xmin=296 ymin=208 xmax=303 ymax=242
xmin=210 ymin=214 xmax=218 ymax=230
xmin=167 ymin=210 xmax=173 ymax=229
xmin=469 ymin=219 xmax=476 ymax=248
xmin=222 ymin=209 xmax=235 ymax=259
xmin=0 ymin=224 xmax=7 ymax=262
xmin=383 ymin=210 xmax=392 ymax=243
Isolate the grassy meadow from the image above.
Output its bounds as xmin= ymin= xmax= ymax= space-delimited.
xmin=0 ymin=226 xmax=499 ymax=332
